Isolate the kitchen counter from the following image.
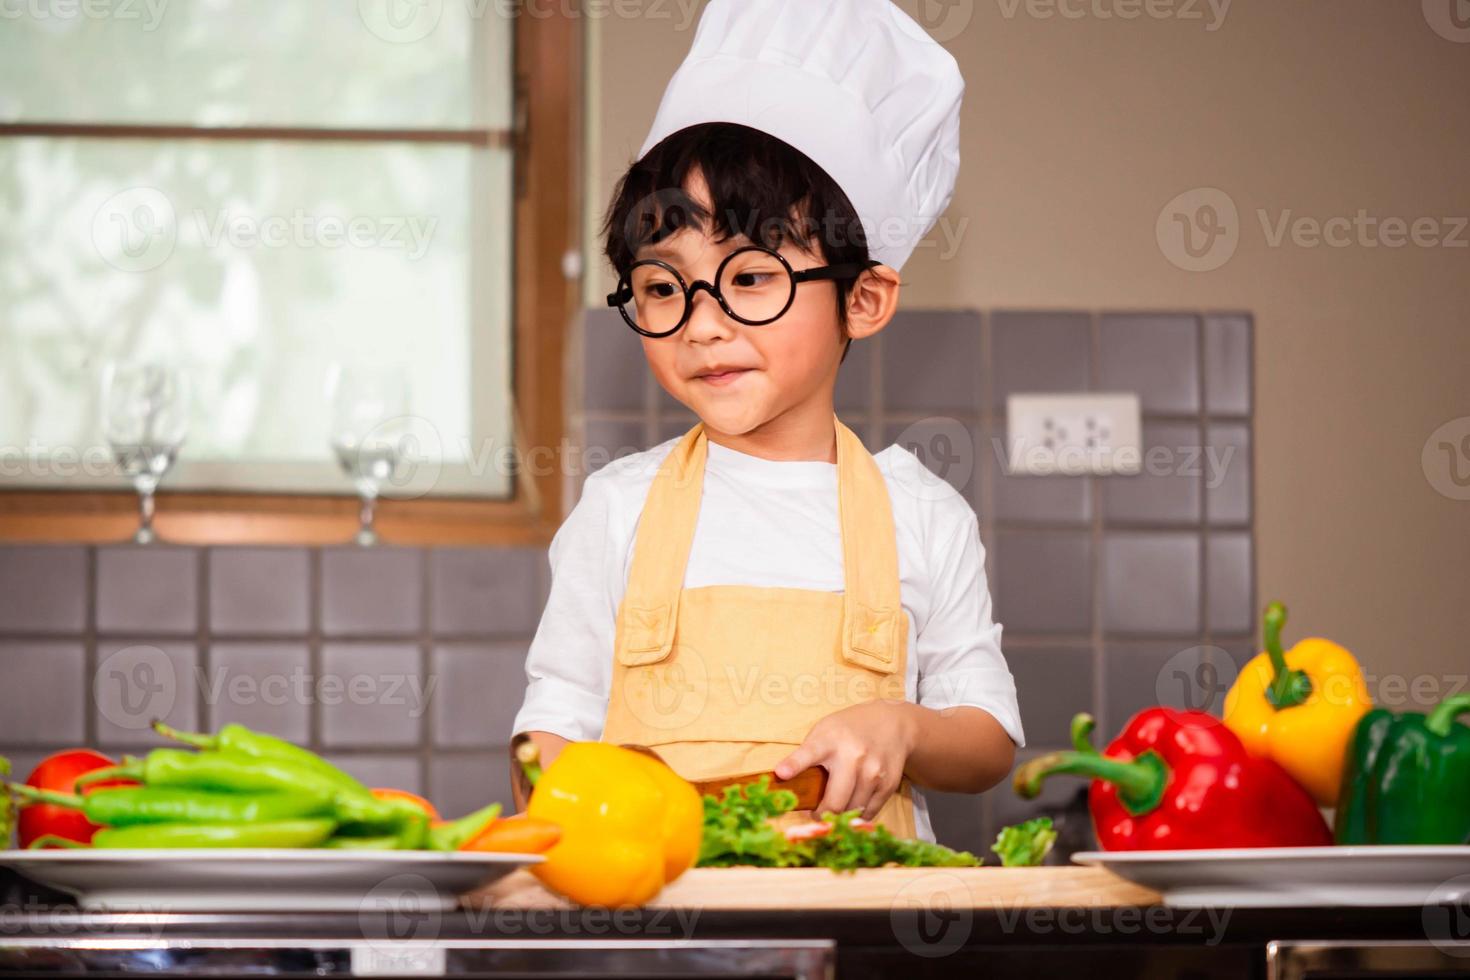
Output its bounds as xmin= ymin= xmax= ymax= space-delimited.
xmin=2 ymin=867 xmax=1468 ymax=979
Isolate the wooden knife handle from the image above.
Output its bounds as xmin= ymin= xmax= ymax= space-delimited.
xmin=693 ymin=766 xmax=829 ymax=811
xmin=617 ymin=744 xmax=828 ymax=810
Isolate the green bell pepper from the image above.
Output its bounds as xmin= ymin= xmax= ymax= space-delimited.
xmin=1335 ymin=693 xmax=1470 ymax=845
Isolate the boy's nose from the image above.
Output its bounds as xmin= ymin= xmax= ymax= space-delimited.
xmin=681 ymin=286 xmax=735 ymax=344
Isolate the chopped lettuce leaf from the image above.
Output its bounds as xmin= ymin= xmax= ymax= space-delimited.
xmin=698 ymin=776 xmax=980 ymax=869
xmin=697 ymin=777 xmax=807 ymax=867
xmin=991 ymin=816 xmax=1058 ymax=867
xmin=809 ymin=810 xmax=980 ymax=869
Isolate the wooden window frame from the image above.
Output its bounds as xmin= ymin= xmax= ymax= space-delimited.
xmin=0 ymin=12 xmax=580 ymax=547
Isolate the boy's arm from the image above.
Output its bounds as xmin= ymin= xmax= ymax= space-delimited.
xmin=896 ymin=702 xmax=1015 ymax=794
xmin=509 ymin=731 xmax=568 ymax=812
xmin=775 ymin=502 xmax=1023 ymax=816
xmin=507 ymin=470 xmax=630 ymax=810
xmin=903 ymin=503 xmax=1023 ymax=794
xmin=774 ymin=698 xmax=1015 ymax=818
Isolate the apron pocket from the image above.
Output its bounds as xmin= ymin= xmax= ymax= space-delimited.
xmin=615 ymin=602 xmax=675 ymax=666
xmin=842 ymin=605 xmax=905 ymax=675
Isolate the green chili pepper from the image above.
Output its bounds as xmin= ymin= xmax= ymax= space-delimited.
xmin=427 ymin=803 xmax=502 ymax=852
xmin=78 ymin=749 xmax=334 ymax=796
xmin=152 ymin=722 xmax=366 ymax=793
xmin=1335 ymin=693 xmax=1470 ymax=845
xmin=399 ymin=812 xmax=431 ymax=849
xmin=74 ymin=750 xmax=392 ymax=826
xmin=323 ymin=833 xmax=404 ymax=850
xmin=6 ymin=783 xmax=334 ymax=827
xmin=74 ymin=747 xmax=431 ymax=844
xmin=90 ymin=818 xmax=336 ymax=849
xmin=333 ymin=811 xmax=431 ymax=849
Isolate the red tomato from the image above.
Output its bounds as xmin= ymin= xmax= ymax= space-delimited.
xmin=17 ymin=750 xmax=135 ymax=848
xmin=782 ymin=821 xmax=832 ymax=842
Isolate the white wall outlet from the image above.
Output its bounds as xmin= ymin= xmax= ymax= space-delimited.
xmin=1006 ymin=393 xmax=1143 ymax=476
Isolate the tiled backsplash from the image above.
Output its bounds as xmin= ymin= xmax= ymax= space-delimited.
xmin=0 ymin=308 xmax=1253 ymax=857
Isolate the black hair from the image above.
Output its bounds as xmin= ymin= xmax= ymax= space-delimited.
xmin=600 ymin=122 xmax=872 ymax=336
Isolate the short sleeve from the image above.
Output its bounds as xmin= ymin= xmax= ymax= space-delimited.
xmin=509 ymin=472 xmax=626 ymax=742
xmin=914 ymin=509 xmax=1025 ymax=748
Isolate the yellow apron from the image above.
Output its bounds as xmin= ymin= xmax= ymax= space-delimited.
xmin=601 ymin=416 xmax=918 ymax=838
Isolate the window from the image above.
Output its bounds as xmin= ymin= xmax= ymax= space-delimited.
xmin=0 ymin=2 xmax=579 ymax=543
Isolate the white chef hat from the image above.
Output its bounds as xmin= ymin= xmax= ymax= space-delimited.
xmin=636 ymin=0 xmax=963 ymax=272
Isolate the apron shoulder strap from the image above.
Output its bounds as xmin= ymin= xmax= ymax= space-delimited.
xmin=615 ymin=422 xmax=707 ymax=665
xmin=836 ymin=418 xmax=908 ymax=675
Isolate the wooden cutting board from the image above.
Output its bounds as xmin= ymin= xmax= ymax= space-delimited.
xmin=465 ymin=866 xmax=1161 ymax=910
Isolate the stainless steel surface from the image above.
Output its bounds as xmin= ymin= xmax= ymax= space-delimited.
xmin=0 ymin=936 xmax=835 ymax=979
xmin=1267 ymin=940 xmax=1470 ymax=979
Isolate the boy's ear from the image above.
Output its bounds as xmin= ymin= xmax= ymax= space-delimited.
xmin=843 ymin=264 xmax=902 ymax=341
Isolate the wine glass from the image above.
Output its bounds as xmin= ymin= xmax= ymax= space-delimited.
xmin=101 ymin=361 xmax=190 ymax=545
xmin=326 ymin=362 xmax=409 ymax=547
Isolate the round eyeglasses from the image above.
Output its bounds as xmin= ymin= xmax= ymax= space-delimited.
xmin=606 ymin=244 xmax=874 ymax=338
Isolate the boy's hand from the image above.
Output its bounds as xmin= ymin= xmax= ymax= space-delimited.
xmin=773 ymin=700 xmax=919 ymax=821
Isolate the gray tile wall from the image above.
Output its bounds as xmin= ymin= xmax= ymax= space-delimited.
xmin=0 ymin=307 xmax=1253 ymax=860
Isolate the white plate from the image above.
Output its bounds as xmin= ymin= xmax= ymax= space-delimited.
xmin=0 ymin=848 xmax=543 ymax=912
xmin=1073 ymin=846 xmax=1470 ymax=907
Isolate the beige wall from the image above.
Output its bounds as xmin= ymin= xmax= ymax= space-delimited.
xmin=581 ymin=1 xmax=1470 ymax=689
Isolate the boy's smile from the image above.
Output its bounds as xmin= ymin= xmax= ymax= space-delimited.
xmin=691 ymin=366 xmax=751 ymax=386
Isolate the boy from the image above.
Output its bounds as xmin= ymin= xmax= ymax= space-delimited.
xmin=512 ymin=0 xmax=1022 ymax=842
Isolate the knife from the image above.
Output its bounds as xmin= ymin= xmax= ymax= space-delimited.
xmin=691 ymin=766 xmax=829 ymax=811
xmin=617 ymin=743 xmax=829 ymax=809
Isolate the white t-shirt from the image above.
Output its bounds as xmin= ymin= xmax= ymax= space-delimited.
xmin=511 ymin=436 xmax=1025 ymax=843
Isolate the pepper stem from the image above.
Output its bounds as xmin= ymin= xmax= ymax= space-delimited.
xmin=1070 ymin=713 xmax=1099 ymax=754
xmin=1014 ymin=714 xmax=1171 ymax=818
xmin=6 ymin=784 xmax=83 ymax=809
xmin=27 ymin=835 xmax=87 ymax=849
xmin=73 ymin=762 xmax=142 ymax=790
xmin=151 ymin=720 xmax=216 ymax=750
xmin=514 ymin=740 xmax=543 ymax=788
xmin=1263 ymin=601 xmax=1313 ymax=709
xmin=1426 ymin=694 xmax=1470 ymax=737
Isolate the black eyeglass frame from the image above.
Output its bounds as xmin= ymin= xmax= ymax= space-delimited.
xmin=605 ymin=244 xmax=877 ymax=339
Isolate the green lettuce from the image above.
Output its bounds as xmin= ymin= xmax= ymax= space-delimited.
xmin=697 ymin=776 xmax=980 ymax=869
xmin=991 ymin=816 xmax=1057 ymax=867
xmin=698 ymin=777 xmax=807 ymax=867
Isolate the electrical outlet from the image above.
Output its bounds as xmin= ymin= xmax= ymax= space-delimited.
xmin=1006 ymin=393 xmax=1142 ymax=476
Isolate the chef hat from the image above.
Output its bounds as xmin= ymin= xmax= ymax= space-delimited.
xmin=636 ymin=0 xmax=963 ymax=272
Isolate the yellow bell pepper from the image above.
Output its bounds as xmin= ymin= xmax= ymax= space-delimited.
xmin=626 ymin=749 xmax=704 ymax=883
xmin=1222 ymin=601 xmax=1371 ymax=806
xmin=517 ymin=741 xmax=702 ymax=907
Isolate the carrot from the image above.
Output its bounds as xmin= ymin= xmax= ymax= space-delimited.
xmin=461 ymin=813 xmax=561 ymax=853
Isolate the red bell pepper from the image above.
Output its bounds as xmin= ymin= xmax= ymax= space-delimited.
xmin=1014 ymin=710 xmax=1331 ymax=850
xmin=17 ymin=749 xmax=136 ymax=848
